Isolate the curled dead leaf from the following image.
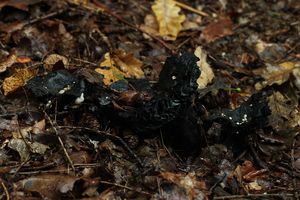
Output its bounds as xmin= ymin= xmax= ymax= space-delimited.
xmin=0 ymin=53 xmax=17 ymax=73
xmin=43 ymin=54 xmax=69 ymax=70
xmin=194 ymin=46 xmax=214 ymax=89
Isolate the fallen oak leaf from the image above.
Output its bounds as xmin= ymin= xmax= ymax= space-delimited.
xmin=152 ymin=0 xmax=186 ymax=40
xmin=2 ymin=67 xmax=37 ymax=95
xmin=95 ymin=53 xmax=126 ymax=86
xmin=95 ymin=49 xmax=144 ymax=86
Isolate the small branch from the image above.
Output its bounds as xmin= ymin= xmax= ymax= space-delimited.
xmin=291 ymin=132 xmax=300 ymax=200
xmin=4 ymin=9 xmax=65 ymax=33
xmin=1 ymin=180 xmax=10 ymax=200
xmin=100 ymin=180 xmax=151 ymax=196
xmin=44 ymin=112 xmax=76 ymax=172
xmin=213 ymin=193 xmax=294 ymax=199
xmin=174 ymin=1 xmax=209 ymax=17
xmin=58 ymin=126 xmax=144 ymax=167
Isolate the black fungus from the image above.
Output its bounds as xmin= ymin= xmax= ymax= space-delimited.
xmin=206 ymin=91 xmax=272 ymax=153
xmin=26 ymin=70 xmax=84 ymax=103
xmin=115 ymin=53 xmax=203 ymax=154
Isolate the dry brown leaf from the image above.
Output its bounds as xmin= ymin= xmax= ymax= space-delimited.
xmin=194 ymin=46 xmax=214 ymax=89
xmin=254 ymin=61 xmax=300 ymax=90
xmin=0 ymin=0 xmax=40 ymax=11
xmin=140 ymin=14 xmax=160 ymax=40
xmin=255 ymin=39 xmax=286 ymax=62
xmin=43 ymin=54 xmax=69 ymax=70
xmin=202 ymin=17 xmax=233 ymax=42
xmin=32 ymin=119 xmax=46 ymax=134
xmin=8 ymin=138 xmax=49 ymax=161
xmin=267 ymin=91 xmax=300 ymax=131
xmin=95 ymin=49 xmax=144 ymax=86
xmin=246 ymin=181 xmax=262 ymax=191
xmin=0 ymin=117 xmax=19 ymax=131
xmin=152 ymin=0 xmax=186 ymax=40
xmin=20 ymin=174 xmax=78 ymax=200
xmin=160 ymin=172 xmax=208 ymax=199
xmin=2 ymin=67 xmax=37 ymax=95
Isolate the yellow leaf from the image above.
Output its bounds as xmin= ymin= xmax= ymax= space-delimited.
xmin=152 ymin=0 xmax=186 ymax=40
xmin=194 ymin=46 xmax=214 ymax=89
xmin=95 ymin=49 xmax=144 ymax=86
xmin=3 ymin=68 xmax=37 ymax=95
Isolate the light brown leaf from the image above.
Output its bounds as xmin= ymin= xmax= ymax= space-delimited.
xmin=32 ymin=119 xmax=46 ymax=134
xmin=8 ymin=138 xmax=49 ymax=161
xmin=2 ymin=67 xmax=37 ymax=95
xmin=20 ymin=174 xmax=78 ymax=200
xmin=0 ymin=0 xmax=40 ymax=11
xmin=267 ymin=91 xmax=300 ymax=131
xmin=95 ymin=49 xmax=144 ymax=86
xmin=0 ymin=53 xmax=17 ymax=73
xmin=152 ymin=0 xmax=186 ymax=40
xmin=43 ymin=54 xmax=69 ymax=70
xmin=8 ymin=138 xmax=29 ymax=161
xmin=202 ymin=17 xmax=233 ymax=42
xmin=254 ymin=61 xmax=300 ymax=90
xmin=160 ymin=172 xmax=208 ymax=199
xmin=194 ymin=46 xmax=214 ymax=89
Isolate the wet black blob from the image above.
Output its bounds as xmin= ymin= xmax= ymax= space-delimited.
xmin=157 ymin=53 xmax=200 ymax=97
xmin=207 ymin=91 xmax=272 ymax=153
xmin=26 ymin=70 xmax=84 ymax=101
xmin=116 ymin=53 xmax=203 ymax=155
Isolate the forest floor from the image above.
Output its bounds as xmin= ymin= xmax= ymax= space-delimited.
xmin=0 ymin=0 xmax=300 ymax=199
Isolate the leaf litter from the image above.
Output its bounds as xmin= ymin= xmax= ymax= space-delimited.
xmin=0 ymin=0 xmax=299 ymax=199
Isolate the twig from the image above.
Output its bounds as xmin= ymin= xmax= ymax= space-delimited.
xmin=71 ymin=57 xmax=98 ymax=66
xmin=1 ymin=180 xmax=10 ymax=200
xmin=291 ymin=132 xmax=300 ymax=200
xmin=93 ymin=28 xmax=113 ymax=52
xmin=58 ymin=126 xmax=144 ymax=167
xmin=44 ymin=112 xmax=76 ymax=172
xmin=174 ymin=0 xmax=209 ymax=17
xmin=4 ymin=9 xmax=65 ymax=33
xmin=209 ymin=173 xmax=227 ymax=193
xmin=99 ymin=180 xmax=151 ymax=196
xmin=213 ymin=193 xmax=294 ymax=199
